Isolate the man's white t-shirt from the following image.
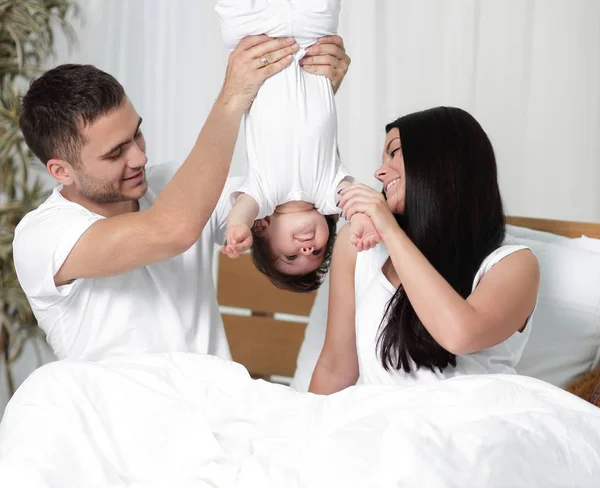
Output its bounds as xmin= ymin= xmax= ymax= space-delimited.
xmin=216 ymin=0 xmax=353 ymax=218
xmin=13 ymin=163 xmax=238 ymax=361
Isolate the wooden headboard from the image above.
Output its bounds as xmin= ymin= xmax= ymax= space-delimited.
xmin=217 ymin=254 xmax=316 ymax=380
xmin=218 ymin=216 xmax=600 ymax=382
xmin=506 ymin=216 xmax=600 ymax=239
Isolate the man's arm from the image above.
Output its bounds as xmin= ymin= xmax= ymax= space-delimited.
xmin=55 ymin=36 xmax=298 ymax=286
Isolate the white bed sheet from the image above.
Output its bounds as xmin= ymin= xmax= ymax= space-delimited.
xmin=0 ymin=353 xmax=599 ymax=487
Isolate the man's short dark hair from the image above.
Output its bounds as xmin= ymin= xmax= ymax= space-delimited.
xmin=250 ymin=215 xmax=337 ymax=293
xmin=19 ymin=64 xmax=126 ymax=167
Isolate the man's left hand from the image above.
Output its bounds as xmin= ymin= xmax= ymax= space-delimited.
xmin=300 ymin=35 xmax=351 ymax=93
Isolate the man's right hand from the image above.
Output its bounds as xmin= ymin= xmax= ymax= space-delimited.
xmin=217 ymin=36 xmax=298 ymax=113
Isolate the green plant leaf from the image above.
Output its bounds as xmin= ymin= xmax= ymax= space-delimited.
xmin=0 ymin=0 xmax=78 ymax=360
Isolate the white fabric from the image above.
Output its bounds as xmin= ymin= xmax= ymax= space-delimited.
xmin=506 ymin=224 xmax=570 ymax=245
xmin=13 ymin=165 xmax=240 ymax=361
xmin=216 ymin=0 xmax=353 ymax=218
xmin=571 ymin=235 xmax=600 ymax=254
xmin=216 ymin=0 xmax=342 ymax=51
xmin=1 ymin=353 xmax=599 ymax=487
xmin=355 ymin=244 xmax=532 ymax=386
xmin=513 ymin=236 xmax=600 ymax=387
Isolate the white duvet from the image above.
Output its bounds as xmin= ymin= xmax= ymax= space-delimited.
xmin=0 ymin=353 xmax=599 ymax=487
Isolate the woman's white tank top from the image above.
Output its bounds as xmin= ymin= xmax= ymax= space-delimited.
xmin=354 ymin=242 xmax=533 ymax=386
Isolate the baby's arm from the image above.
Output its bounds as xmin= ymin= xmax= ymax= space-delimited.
xmin=221 ymin=194 xmax=259 ymax=259
xmin=334 ymin=180 xmax=380 ymax=252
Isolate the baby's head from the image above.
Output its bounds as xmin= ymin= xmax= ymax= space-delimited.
xmin=251 ymin=208 xmax=337 ymax=293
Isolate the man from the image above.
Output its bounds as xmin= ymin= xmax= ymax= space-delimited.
xmin=12 ymin=35 xmax=350 ymax=361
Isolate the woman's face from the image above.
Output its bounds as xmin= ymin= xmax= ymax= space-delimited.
xmin=375 ymin=128 xmax=405 ymax=214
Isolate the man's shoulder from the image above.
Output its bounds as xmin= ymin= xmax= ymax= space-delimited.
xmin=16 ymin=188 xmax=80 ymax=230
xmin=13 ymin=187 xmax=96 ymax=249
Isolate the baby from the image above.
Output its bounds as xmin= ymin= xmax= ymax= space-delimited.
xmin=216 ymin=0 xmax=379 ymax=292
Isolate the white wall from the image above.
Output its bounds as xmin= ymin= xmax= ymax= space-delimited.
xmin=334 ymin=0 xmax=600 ymax=221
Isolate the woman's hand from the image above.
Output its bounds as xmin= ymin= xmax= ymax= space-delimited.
xmin=300 ymin=35 xmax=351 ymax=93
xmin=218 ymin=36 xmax=298 ymax=113
xmin=338 ymin=184 xmax=399 ymax=240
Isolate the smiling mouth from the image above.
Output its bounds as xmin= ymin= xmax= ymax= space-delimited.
xmin=385 ymin=178 xmax=400 ymax=192
xmin=123 ymin=171 xmax=143 ymax=181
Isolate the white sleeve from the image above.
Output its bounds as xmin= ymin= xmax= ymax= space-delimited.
xmin=316 ymin=157 xmax=356 ymax=216
xmin=230 ymin=172 xmax=274 ymax=220
xmin=13 ymin=206 xmax=103 ymax=304
xmin=211 ymin=176 xmax=245 ymax=245
xmin=215 ymin=0 xmax=341 ymax=50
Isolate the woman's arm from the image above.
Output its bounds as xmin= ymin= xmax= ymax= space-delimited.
xmin=339 ymin=185 xmax=540 ymax=356
xmin=309 ymin=224 xmax=360 ymax=394
xmin=382 ymin=227 xmax=539 ymax=355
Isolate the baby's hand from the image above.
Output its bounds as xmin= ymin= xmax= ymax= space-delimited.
xmin=221 ymin=224 xmax=253 ymax=259
xmin=349 ymin=213 xmax=381 ymax=252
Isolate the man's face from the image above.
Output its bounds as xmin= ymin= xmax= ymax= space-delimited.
xmin=73 ymin=97 xmax=148 ymax=204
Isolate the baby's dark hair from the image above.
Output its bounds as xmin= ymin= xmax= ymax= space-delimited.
xmin=250 ymin=215 xmax=337 ymax=293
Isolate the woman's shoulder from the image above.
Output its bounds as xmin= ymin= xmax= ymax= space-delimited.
xmin=472 ymin=243 xmax=538 ymax=291
xmin=483 ymin=241 xmax=535 ymax=269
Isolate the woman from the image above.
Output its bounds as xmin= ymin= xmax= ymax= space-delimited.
xmin=309 ymin=107 xmax=540 ymax=393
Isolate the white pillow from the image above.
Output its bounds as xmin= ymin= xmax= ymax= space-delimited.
xmin=506 ymin=224 xmax=569 ymax=244
xmin=515 ymin=236 xmax=600 ymax=387
xmin=569 ymin=235 xmax=600 ymax=253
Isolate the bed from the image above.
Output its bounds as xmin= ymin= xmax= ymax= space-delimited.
xmin=0 ymin=216 xmax=599 ymax=487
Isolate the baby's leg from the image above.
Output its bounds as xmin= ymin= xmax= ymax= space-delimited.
xmin=216 ymin=0 xmax=340 ymax=50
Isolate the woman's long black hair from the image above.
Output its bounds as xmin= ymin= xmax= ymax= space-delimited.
xmin=377 ymin=107 xmax=506 ymax=373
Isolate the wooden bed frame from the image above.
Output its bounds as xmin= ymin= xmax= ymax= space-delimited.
xmin=217 ymin=216 xmax=600 ymax=382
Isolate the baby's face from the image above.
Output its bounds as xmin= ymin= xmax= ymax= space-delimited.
xmin=264 ymin=210 xmax=329 ymax=275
